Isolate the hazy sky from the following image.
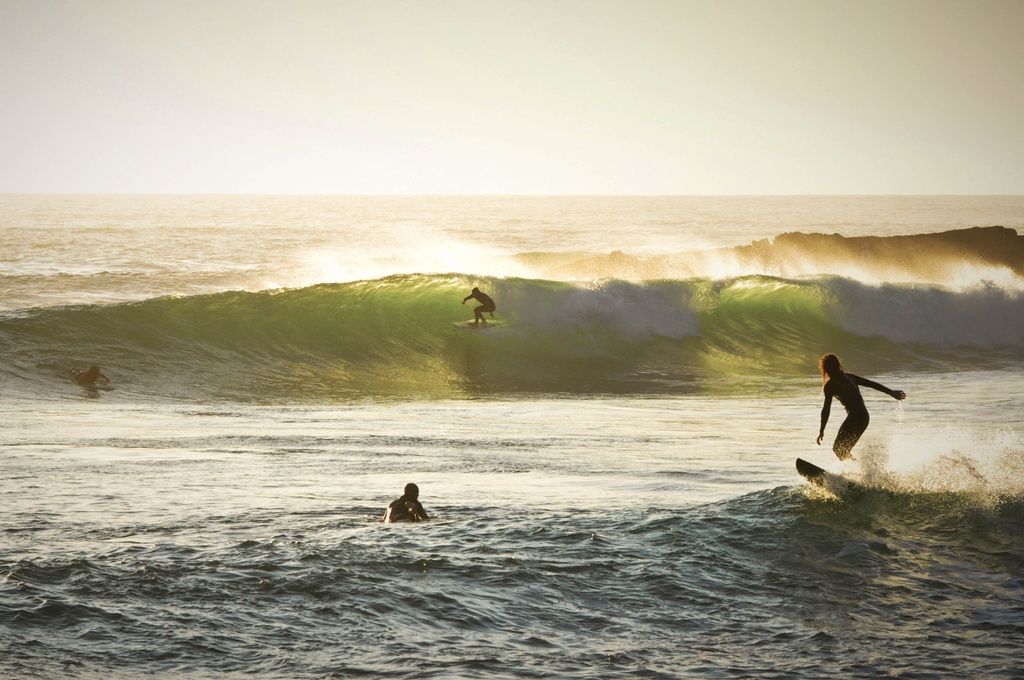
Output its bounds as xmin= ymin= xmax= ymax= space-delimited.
xmin=1 ymin=0 xmax=1022 ymax=194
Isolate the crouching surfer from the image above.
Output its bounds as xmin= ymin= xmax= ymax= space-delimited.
xmin=816 ymin=353 xmax=906 ymax=460
xmin=382 ymin=483 xmax=430 ymax=523
xmin=461 ymin=287 xmax=496 ymax=326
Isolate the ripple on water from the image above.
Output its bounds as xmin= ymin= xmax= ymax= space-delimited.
xmin=2 ymin=486 xmax=1024 ymax=677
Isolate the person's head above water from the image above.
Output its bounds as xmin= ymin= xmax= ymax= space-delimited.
xmin=818 ymin=353 xmax=844 ymax=382
xmin=403 ymin=482 xmax=419 ymax=500
xmin=82 ymin=365 xmax=101 ymax=380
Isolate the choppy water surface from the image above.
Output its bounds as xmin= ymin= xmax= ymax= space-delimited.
xmin=4 ymin=375 xmax=1024 ymax=678
xmin=2 ymin=196 xmax=1024 ymax=677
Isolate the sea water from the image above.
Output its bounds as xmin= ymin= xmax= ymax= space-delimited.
xmin=2 ymin=196 xmax=1023 ymax=677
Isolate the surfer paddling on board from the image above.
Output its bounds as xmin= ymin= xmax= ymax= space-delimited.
xmin=381 ymin=483 xmax=430 ymax=523
xmin=73 ymin=365 xmax=110 ymax=388
xmin=461 ymin=287 xmax=496 ymax=326
xmin=816 ymin=353 xmax=905 ymax=460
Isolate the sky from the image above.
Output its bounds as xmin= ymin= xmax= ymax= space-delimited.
xmin=1 ymin=0 xmax=1022 ymax=194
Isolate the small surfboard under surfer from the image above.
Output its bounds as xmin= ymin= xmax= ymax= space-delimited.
xmin=461 ymin=287 xmax=496 ymax=326
xmin=815 ymin=353 xmax=906 ymax=460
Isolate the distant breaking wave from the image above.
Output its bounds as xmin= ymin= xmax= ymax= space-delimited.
xmin=1 ymin=273 xmax=1022 ymax=401
xmin=514 ymin=226 xmax=1024 ymax=287
xmin=2 ymin=227 xmax=1022 ymax=314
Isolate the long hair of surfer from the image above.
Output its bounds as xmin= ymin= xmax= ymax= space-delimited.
xmin=818 ymin=353 xmax=844 ymax=383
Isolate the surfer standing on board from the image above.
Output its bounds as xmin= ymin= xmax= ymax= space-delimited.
xmin=461 ymin=287 xmax=496 ymax=326
xmin=816 ymin=353 xmax=906 ymax=460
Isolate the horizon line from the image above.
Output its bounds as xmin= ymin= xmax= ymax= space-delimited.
xmin=3 ymin=192 xmax=1024 ymax=199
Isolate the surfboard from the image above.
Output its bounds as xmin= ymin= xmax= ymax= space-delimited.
xmin=796 ymin=458 xmax=860 ymax=494
xmin=452 ymin=319 xmax=508 ymax=330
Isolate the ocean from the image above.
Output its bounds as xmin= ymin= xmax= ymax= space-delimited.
xmin=2 ymin=195 xmax=1023 ymax=678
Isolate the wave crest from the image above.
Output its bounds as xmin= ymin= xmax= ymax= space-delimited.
xmin=517 ymin=226 xmax=1024 ymax=287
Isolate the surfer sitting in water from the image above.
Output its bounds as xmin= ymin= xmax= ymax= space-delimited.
xmin=816 ymin=353 xmax=905 ymax=460
xmin=73 ymin=365 xmax=110 ymax=388
xmin=382 ymin=483 xmax=430 ymax=523
xmin=461 ymin=287 xmax=496 ymax=326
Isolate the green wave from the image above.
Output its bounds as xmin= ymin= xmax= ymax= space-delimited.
xmin=1 ymin=274 xmax=1021 ymax=401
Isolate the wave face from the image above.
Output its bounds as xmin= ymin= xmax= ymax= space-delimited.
xmin=2 ymin=274 xmax=1023 ymax=400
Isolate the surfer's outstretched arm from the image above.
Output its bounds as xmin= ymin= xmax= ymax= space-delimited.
xmin=851 ymin=374 xmax=906 ymax=400
xmin=816 ymin=387 xmax=832 ymax=446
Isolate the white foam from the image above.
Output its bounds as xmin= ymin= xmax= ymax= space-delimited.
xmin=828 ymin=279 xmax=1024 ymax=348
xmin=510 ymin=280 xmax=700 ymax=341
xmin=858 ymin=427 xmax=1024 ymax=500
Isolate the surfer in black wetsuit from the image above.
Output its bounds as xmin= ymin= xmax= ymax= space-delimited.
xmin=73 ymin=365 xmax=110 ymax=388
xmin=816 ymin=353 xmax=906 ymax=460
xmin=381 ymin=483 xmax=430 ymax=523
xmin=461 ymin=287 xmax=496 ymax=326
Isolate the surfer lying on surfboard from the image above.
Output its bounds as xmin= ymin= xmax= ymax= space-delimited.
xmin=816 ymin=353 xmax=906 ymax=460
xmin=461 ymin=287 xmax=496 ymax=326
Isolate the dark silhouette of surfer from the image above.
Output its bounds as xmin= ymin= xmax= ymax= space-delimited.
xmin=816 ymin=353 xmax=905 ymax=460
xmin=381 ymin=483 xmax=430 ymax=523
xmin=461 ymin=287 xmax=496 ymax=326
xmin=73 ymin=365 xmax=110 ymax=388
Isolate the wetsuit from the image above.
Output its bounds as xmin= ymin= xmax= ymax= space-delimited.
xmin=382 ymin=495 xmax=429 ymax=523
xmin=462 ymin=289 xmax=496 ymax=324
xmin=73 ymin=368 xmax=109 ymax=387
xmin=821 ymin=372 xmax=890 ymax=459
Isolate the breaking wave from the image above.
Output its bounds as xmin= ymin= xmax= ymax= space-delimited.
xmin=1 ymin=274 xmax=1022 ymax=401
xmin=515 ymin=226 xmax=1024 ymax=287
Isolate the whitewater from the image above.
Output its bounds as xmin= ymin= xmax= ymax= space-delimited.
xmin=2 ymin=195 xmax=1024 ymax=678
